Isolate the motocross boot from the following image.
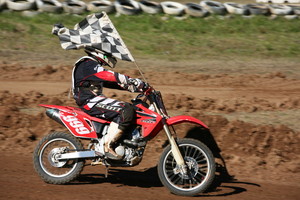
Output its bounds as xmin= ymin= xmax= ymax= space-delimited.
xmin=104 ymin=122 xmax=123 ymax=160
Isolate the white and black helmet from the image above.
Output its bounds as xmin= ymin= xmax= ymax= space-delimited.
xmin=85 ymin=47 xmax=117 ymax=68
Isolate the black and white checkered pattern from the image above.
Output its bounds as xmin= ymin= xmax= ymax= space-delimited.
xmin=52 ymin=12 xmax=135 ymax=62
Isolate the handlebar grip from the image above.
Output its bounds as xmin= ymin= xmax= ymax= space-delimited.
xmin=144 ymin=85 xmax=154 ymax=95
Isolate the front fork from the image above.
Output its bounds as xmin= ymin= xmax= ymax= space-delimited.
xmin=152 ymin=101 xmax=187 ymax=174
xmin=162 ymin=123 xmax=187 ymax=174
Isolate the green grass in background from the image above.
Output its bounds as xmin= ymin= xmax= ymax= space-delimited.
xmin=0 ymin=12 xmax=300 ymax=61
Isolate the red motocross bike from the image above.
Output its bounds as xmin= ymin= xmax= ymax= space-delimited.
xmin=33 ymin=88 xmax=216 ymax=196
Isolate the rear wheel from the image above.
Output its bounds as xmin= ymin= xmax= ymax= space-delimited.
xmin=158 ymin=138 xmax=216 ymax=196
xmin=33 ymin=132 xmax=85 ymax=184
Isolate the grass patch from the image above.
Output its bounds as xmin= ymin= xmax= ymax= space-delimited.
xmin=0 ymin=12 xmax=300 ymax=61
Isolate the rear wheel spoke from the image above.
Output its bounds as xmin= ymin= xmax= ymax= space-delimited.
xmin=40 ymin=139 xmax=78 ymax=177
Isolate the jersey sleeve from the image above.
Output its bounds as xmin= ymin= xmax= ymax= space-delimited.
xmin=113 ymin=71 xmax=146 ymax=93
xmin=82 ymin=60 xmax=144 ymax=92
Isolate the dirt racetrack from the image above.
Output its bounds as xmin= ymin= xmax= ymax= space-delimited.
xmin=0 ymin=59 xmax=300 ymax=200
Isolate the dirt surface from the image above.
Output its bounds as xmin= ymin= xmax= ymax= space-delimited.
xmin=0 ymin=59 xmax=300 ymax=199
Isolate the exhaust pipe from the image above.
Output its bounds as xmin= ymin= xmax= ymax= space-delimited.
xmin=45 ymin=108 xmax=64 ymax=126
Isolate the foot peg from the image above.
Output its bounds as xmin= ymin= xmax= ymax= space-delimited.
xmin=105 ymin=152 xmax=122 ymax=160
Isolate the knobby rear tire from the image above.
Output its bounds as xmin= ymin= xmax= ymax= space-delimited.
xmin=33 ymin=132 xmax=85 ymax=184
xmin=158 ymin=138 xmax=216 ymax=196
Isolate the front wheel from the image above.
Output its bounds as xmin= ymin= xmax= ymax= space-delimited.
xmin=158 ymin=138 xmax=216 ymax=196
xmin=33 ymin=132 xmax=85 ymax=184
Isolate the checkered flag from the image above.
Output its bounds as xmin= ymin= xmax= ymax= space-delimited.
xmin=52 ymin=12 xmax=135 ymax=62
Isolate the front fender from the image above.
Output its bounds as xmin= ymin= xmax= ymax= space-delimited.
xmin=166 ymin=115 xmax=208 ymax=129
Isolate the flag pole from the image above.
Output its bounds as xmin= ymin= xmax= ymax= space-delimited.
xmin=133 ymin=61 xmax=148 ymax=84
xmin=99 ymin=12 xmax=147 ymax=84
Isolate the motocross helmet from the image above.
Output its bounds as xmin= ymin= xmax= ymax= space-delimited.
xmin=84 ymin=47 xmax=117 ymax=68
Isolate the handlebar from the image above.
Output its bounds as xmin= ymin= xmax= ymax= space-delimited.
xmin=132 ymin=86 xmax=168 ymax=117
xmin=132 ymin=85 xmax=154 ymax=102
xmin=144 ymin=85 xmax=154 ymax=96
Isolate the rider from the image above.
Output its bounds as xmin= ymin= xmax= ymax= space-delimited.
xmin=72 ymin=47 xmax=149 ymax=159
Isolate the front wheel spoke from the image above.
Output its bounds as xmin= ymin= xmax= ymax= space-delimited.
xmin=165 ymin=162 xmax=174 ymax=167
xmin=165 ymin=165 xmax=174 ymax=170
xmin=165 ymin=169 xmax=175 ymax=174
xmin=191 ymin=148 xmax=198 ymax=158
xmin=182 ymin=146 xmax=187 ymax=157
xmin=186 ymin=179 xmax=197 ymax=188
xmin=183 ymin=146 xmax=190 ymax=157
xmin=186 ymin=146 xmax=196 ymax=158
xmin=166 ymin=157 xmax=174 ymax=163
xmin=198 ymin=164 xmax=208 ymax=169
xmin=198 ymin=167 xmax=208 ymax=174
xmin=166 ymin=160 xmax=175 ymax=167
xmin=191 ymin=176 xmax=198 ymax=184
xmin=197 ymin=169 xmax=207 ymax=177
xmin=195 ymin=155 xmax=205 ymax=162
xmin=172 ymin=175 xmax=182 ymax=184
xmin=168 ymin=172 xmax=177 ymax=181
xmin=192 ymin=176 xmax=203 ymax=184
xmin=198 ymin=160 xmax=208 ymax=166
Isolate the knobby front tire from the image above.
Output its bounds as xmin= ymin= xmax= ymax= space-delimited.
xmin=33 ymin=132 xmax=85 ymax=184
xmin=158 ymin=138 xmax=216 ymax=196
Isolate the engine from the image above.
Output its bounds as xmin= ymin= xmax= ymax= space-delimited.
xmin=116 ymin=128 xmax=147 ymax=166
xmin=90 ymin=125 xmax=147 ymax=166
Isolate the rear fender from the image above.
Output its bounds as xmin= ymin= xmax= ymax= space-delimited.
xmin=39 ymin=104 xmax=74 ymax=112
xmin=166 ymin=115 xmax=208 ymax=129
xmin=40 ymin=104 xmax=99 ymax=139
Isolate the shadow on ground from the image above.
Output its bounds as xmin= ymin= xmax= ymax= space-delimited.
xmin=68 ymin=126 xmax=261 ymax=196
xmin=197 ymin=180 xmax=261 ymax=197
xmin=73 ymin=166 xmax=162 ymax=188
xmin=72 ymin=165 xmax=260 ymax=198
